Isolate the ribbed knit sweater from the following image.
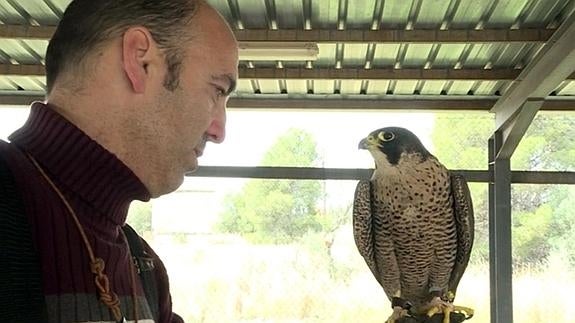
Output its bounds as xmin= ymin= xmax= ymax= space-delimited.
xmin=1 ymin=102 xmax=183 ymax=323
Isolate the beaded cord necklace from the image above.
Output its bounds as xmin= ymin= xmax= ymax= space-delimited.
xmin=27 ymin=153 xmax=139 ymax=323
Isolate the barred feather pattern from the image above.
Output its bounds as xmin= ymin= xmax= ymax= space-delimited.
xmin=356 ymin=152 xmax=458 ymax=310
xmin=448 ymin=174 xmax=474 ymax=295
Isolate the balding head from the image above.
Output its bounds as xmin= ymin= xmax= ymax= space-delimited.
xmin=45 ymin=0 xmax=204 ymax=93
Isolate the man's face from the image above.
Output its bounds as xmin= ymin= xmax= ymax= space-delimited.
xmin=143 ymin=5 xmax=238 ymax=196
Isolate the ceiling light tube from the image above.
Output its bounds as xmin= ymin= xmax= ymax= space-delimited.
xmin=238 ymin=42 xmax=319 ymax=61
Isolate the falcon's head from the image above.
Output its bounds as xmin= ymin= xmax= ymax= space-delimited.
xmin=358 ymin=127 xmax=431 ymax=167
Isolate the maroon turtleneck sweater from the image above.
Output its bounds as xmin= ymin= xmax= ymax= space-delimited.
xmin=1 ymin=102 xmax=183 ymax=323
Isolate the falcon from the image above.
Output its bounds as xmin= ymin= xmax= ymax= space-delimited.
xmin=353 ymin=127 xmax=474 ymax=323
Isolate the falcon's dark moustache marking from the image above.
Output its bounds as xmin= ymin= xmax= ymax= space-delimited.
xmin=369 ymin=127 xmax=433 ymax=166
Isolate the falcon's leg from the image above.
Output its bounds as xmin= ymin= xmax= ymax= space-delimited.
xmin=423 ymin=296 xmax=474 ymax=323
xmin=386 ymin=306 xmax=408 ymax=323
xmin=386 ymin=292 xmax=412 ymax=323
xmin=424 ymin=296 xmax=452 ymax=323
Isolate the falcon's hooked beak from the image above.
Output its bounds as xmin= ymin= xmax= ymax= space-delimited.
xmin=358 ymin=137 xmax=377 ymax=150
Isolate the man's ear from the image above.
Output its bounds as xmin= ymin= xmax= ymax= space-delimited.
xmin=122 ymin=27 xmax=156 ymax=93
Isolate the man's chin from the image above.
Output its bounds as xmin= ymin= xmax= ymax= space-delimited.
xmin=145 ymin=163 xmax=195 ymax=198
xmin=185 ymin=164 xmax=200 ymax=175
xmin=148 ymin=176 xmax=185 ymax=198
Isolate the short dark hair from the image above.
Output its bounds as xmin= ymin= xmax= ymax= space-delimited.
xmin=45 ymin=0 xmax=200 ymax=93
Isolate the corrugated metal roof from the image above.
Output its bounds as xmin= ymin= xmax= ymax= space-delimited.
xmin=0 ymin=0 xmax=573 ymax=109
xmin=207 ymin=0 xmax=573 ymax=29
xmin=0 ymin=0 xmax=571 ymax=28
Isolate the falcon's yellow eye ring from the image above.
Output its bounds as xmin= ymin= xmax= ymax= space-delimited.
xmin=378 ymin=131 xmax=395 ymax=142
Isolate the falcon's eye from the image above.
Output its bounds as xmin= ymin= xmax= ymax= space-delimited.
xmin=378 ymin=131 xmax=395 ymax=142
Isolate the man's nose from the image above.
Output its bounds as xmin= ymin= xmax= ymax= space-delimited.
xmin=206 ymin=106 xmax=226 ymax=143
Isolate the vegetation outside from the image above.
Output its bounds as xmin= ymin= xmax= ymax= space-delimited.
xmin=127 ymin=112 xmax=575 ymax=323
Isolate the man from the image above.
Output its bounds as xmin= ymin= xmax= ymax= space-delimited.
xmin=0 ymin=0 xmax=238 ymax=322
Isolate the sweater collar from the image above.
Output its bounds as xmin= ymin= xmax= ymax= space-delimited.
xmin=9 ymin=102 xmax=151 ymax=226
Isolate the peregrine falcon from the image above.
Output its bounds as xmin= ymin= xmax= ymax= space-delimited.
xmin=353 ymin=127 xmax=474 ymax=323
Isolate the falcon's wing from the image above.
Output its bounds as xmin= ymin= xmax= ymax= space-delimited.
xmin=447 ymin=174 xmax=475 ymax=298
xmin=352 ymin=180 xmax=383 ymax=287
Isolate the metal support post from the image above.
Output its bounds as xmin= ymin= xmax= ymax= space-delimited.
xmin=488 ymin=132 xmax=514 ymax=323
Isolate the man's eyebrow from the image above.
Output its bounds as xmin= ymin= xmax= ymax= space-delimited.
xmin=212 ymin=74 xmax=237 ymax=96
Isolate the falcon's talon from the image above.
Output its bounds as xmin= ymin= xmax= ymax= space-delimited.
xmin=443 ymin=308 xmax=451 ymax=323
xmin=426 ymin=302 xmax=474 ymax=323
xmin=423 ymin=296 xmax=454 ymax=318
xmin=453 ymin=305 xmax=474 ymax=319
xmin=385 ymin=306 xmax=409 ymax=323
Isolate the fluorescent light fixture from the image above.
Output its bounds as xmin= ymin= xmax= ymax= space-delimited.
xmin=238 ymin=42 xmax=319 ymax=61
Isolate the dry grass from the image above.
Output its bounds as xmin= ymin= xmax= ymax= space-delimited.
xmin=151 ymin=234 xmax=575 ymax=323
